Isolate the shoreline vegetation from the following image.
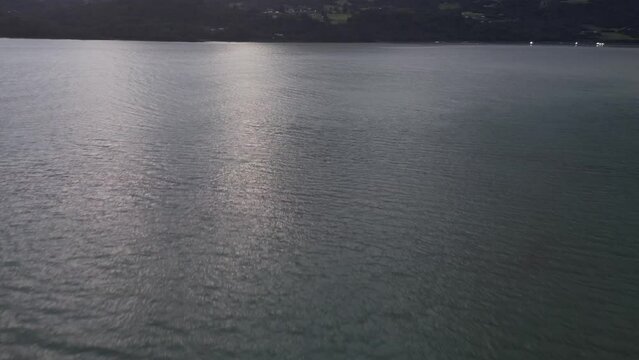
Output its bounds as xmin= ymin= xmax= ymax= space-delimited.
xmin=2 ymin=37 xmax=638 ymax=47
xmin=1 ymin=0 xmax=637 ymax=43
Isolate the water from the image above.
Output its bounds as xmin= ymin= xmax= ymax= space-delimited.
xmin=1 ymin=39 xmax=638 ymax=359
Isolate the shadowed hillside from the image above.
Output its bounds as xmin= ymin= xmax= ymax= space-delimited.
xmin=1 ymin=0 xmax=637 ymax=42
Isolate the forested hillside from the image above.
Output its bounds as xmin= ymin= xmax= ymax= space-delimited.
xmin=1 ymin=0 xmax=637 ymax=42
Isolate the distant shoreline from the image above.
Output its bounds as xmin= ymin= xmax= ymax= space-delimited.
xmin=2 ymin=36 xmax=638 ymax=47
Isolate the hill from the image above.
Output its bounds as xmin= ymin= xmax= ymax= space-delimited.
xmin=0 ymin=0 xmax=637 ymax=42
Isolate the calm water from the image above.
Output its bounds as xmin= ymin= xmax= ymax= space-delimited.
xmin=1 ymin=39 xmax=638 ymax=359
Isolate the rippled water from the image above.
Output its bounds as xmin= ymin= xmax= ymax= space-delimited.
xmin=1 ymin=39 xmax=638 ymax=359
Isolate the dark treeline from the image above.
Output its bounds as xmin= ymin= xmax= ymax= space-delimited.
xmin=0 ymin=0 xmax=637 ymax=42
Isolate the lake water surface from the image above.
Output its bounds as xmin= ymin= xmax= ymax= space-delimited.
xmin=1 ymin=39 xmax=638 ymax=359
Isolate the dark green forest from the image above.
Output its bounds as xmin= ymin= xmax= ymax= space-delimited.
xmin=0 ymin=0 xmax=637 ymax=42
